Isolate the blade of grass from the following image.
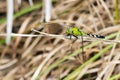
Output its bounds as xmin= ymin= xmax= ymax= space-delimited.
xmin=0 ymin=39 xmax=6 ymax=44
xmin=63 ymin=44 xmax=113 ymax=80
xmin=115 ymin=0 xmax=119 ymax=24
xmin=108 ymin=73 xmax=120 ymax=80
xmin=0 ymin=2 xmax=42 ymax=24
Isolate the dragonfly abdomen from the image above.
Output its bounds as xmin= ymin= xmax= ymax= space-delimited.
xmin=86 ymin=33 xmax=105 ymax=39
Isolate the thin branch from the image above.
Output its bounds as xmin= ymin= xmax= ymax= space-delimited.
xmin=0 ymin=28 xmax=120 ymax=44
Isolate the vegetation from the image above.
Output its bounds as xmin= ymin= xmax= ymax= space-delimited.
xmin=0 ymin=0 xmax=120 ymax=80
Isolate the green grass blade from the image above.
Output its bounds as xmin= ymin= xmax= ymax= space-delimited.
xmin=0 ymin=39 xmax=6 ymax=44
xmin=115 ymin=0 xmax=119 ymax=24
xmin=63 ymin=44 xmax=113 ymax=80
xmin=0 ymin=2 xmax=42 ymax=24
xmin=108 ymin=73 xmax=120 ymax=80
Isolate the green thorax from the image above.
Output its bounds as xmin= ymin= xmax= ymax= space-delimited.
xmin=66 ymin=27 xmax=86 ymax=36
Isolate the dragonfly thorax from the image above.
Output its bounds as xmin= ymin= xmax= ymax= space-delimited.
xmin=66 ymin=27 xmax=86 ymax=36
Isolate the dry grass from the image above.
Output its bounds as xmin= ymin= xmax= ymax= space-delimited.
xmin=0 ymin=0 xmax=120 ymax=80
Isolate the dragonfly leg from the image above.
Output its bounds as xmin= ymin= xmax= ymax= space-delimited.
xmin=73 ymin=34 xmax=84 ymax=62
xmin=66 ymin=34 xmax=72 ymax=39
xmin=72 ymin=35 xmax=78 ymax=39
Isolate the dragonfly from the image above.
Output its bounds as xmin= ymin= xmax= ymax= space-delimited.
xmin=66 ymin=27 xmax=105 ymax=39
xmin=66 ymin=26 xmax=105 ymax=61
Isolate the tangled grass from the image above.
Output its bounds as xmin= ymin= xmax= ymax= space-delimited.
xmin=0 ymin=0 xmax=120 ymax=80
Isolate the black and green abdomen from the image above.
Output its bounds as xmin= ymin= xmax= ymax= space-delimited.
xmin=86 ymin=33 xmax=105 ymax=39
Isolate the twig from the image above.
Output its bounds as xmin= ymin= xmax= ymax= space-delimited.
xmin=0 ymin=28 xmax=119 ymax=44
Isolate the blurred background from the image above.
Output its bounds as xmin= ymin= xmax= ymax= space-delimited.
xmin=0 ymin=0 xmax=120 ymax=80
